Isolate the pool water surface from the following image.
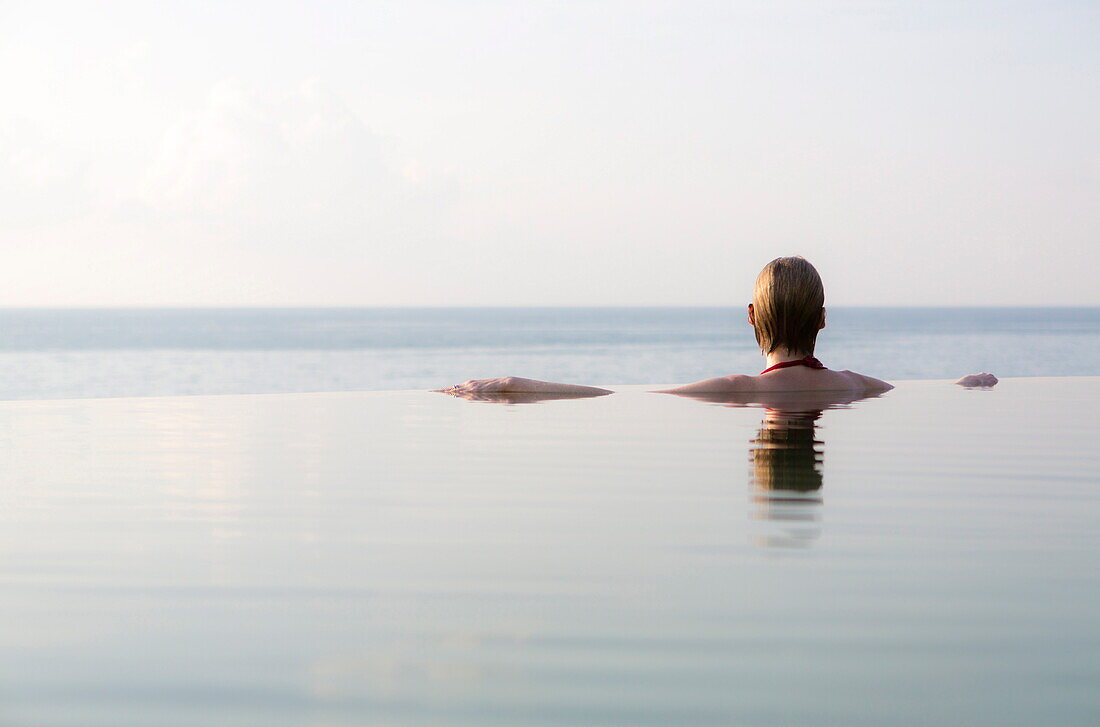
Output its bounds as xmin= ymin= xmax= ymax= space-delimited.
xmin=0 ymin=379 xmax=1097 ymax=725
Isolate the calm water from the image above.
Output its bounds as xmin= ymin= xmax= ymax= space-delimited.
xmin=0 ymin=307 xmax=1099 ymax=399
xmin=1 ymin=379 xmax=1097 ymax=725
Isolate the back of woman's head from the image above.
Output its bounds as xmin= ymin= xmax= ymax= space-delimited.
xmin=752 ymin=256 xmax=825 ymax=355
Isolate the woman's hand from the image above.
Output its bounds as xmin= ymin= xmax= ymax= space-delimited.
xmin=955 ymin=372 xmax=999 ymax=387
xmin=437 ymin=377 xmax=523 ymax=394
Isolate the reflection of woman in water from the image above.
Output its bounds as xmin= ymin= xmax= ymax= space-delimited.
xmin=750 ymin=409 xmax=823 ymax=495
xmin=674 ymin=390 xmax=869 ymax=548
xmin=440 ymin=256 xmax=995 ymax=398
xmin=750 ymin=408 xmax=826 ymax=549
xmin=681 ymin=389 xmax=876 ymax=548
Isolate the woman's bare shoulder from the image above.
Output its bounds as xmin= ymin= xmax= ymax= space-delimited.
xmin=837 ymin=370 xmax=894 ymax=392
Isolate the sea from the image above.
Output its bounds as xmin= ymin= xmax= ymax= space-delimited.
xmin=0 ymin=307 xmax=1098 ymax=400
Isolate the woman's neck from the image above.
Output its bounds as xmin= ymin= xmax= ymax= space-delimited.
xmin=764 ymin=348 xmax=813 ymax=369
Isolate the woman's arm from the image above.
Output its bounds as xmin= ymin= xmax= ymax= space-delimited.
xmin=437 ymin=377 xmax=612 ymax=396
xmin=654 ymin=375 xmax=756 ymax=395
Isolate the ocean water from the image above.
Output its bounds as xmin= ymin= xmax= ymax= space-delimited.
xmin=0 ymin=307 xmax=1098 ymax=399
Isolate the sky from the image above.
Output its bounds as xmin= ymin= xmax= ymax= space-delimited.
xmin=1 ymin=0 xmax=1097 ymax=306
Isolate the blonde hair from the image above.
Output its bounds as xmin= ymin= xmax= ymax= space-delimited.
xmin=752 ymin=256 xmax=825 ymax=355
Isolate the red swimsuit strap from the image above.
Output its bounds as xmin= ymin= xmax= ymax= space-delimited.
xmin=759 ymin=356 xmax=826 ymax=375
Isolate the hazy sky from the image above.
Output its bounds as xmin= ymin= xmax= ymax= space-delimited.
xmin=2 ymin=1 xmax=1097 ymax=306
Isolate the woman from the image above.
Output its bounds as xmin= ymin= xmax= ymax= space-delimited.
xmin=439 ymin=256 xmax=995 ymax=398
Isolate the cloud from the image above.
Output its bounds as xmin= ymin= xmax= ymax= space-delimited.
xmin=0 ymin=76 xmax=459 ymax=304
xmin=0 ymin=118 xmax=96 ymax=228
xmin=1 ymin=77 xmax=451 ymax=246
xmin=140 ymin=79 xmax=433 ymax=249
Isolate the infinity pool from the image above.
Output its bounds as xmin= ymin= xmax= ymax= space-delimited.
xmin=1 ymin=379 xmax=1097 ymax=725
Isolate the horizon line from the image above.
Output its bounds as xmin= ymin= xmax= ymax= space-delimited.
xmin=0 ymin=304 xmax=1096 ymax=310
